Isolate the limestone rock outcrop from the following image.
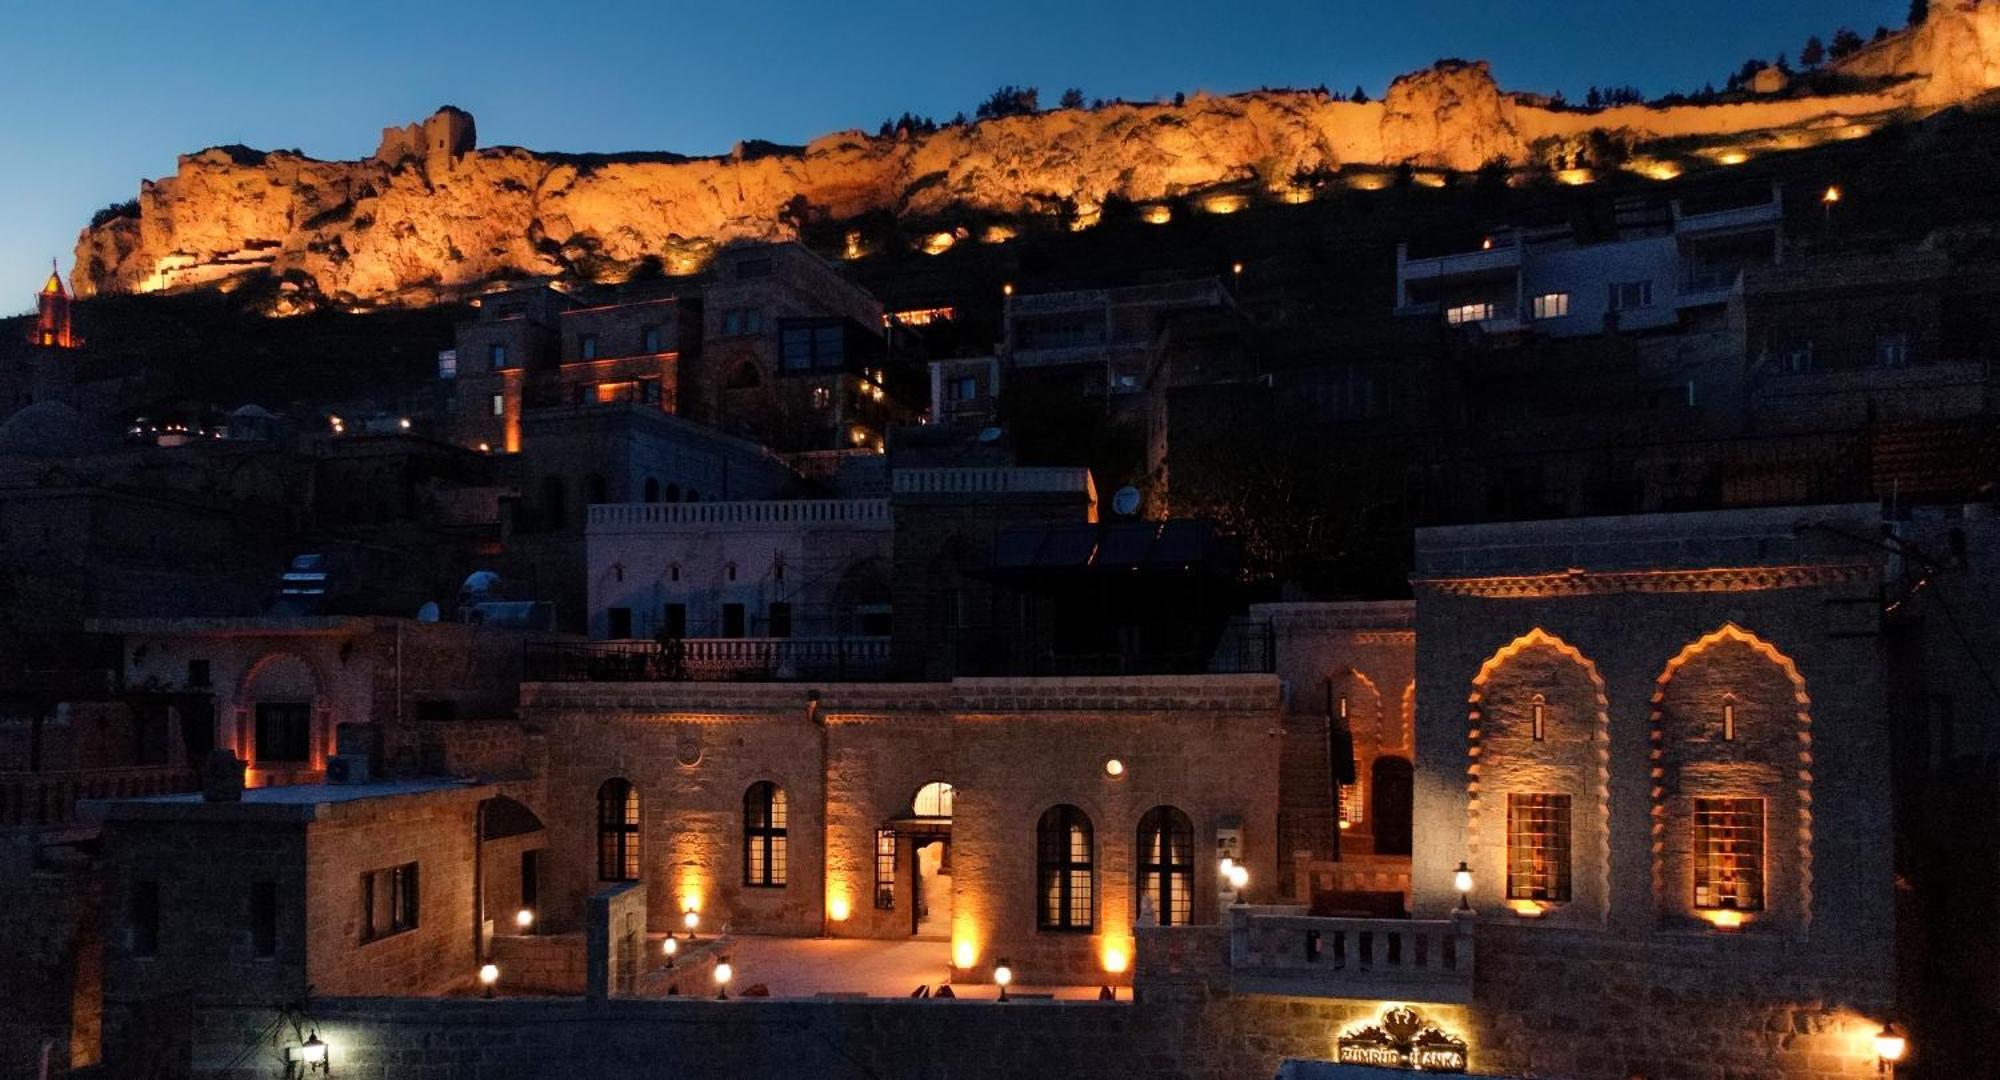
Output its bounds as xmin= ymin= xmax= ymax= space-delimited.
xmin=72 ymin=22 xmax=2000 ymax=308
xmin=1837 ymin=0 xmax=2000 ymax=105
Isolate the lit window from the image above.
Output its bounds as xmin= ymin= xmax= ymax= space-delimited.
xmin=1531 ymin=292 xmax=1571 ymax=319
xmin=954 ymin=376 xmax=978 ymax=401
xmin=491 ymin=393 xmax=505 ymax=418
xmin=361 ymin=862 xmax=419 ymax=941
xmin=1036 ymin=804 xmax=1094 ymax=931
xmin=1693 ymin=797 xmax=1763 ymax=911
xmin=1445 ymin=302 xmax=1496 ymax=326
xmin=1609 ymin=281 xmax=1654 ymax=311
xmin=1137 ymin=806 xmax=1194 ymax=926
xmin=1505 ymin=793 xmax=1572 ymax=903
xmin=744 ymin=782 xmax=789 ymax=887
xmin=913 ymin=782 xmax=955 ymax=818
xmin=489 ymin=343 xmax=510 ymax=370
xmin=1338 ymin=778 xmax=1365 ymax=827
xmin=811 ymin=386 xmax=831 ymax=411
xmin=1531 ymin=695 xmax=1546 ymax=741
xmin=875 ymin=828 xmax=897 ymax=910
xmin=596 ymin=779 xmax=639 ymax=882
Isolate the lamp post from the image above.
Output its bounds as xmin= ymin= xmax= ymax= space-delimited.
xmin=662 ymin=936 xmax=679 ymax=968
xmin=478 ymin=963 xmax=500 ymax=999
xmin=993 ymin=958 xmax=1013 ymax=1002
xmin=683 ymin=908 xmax=700 ymax=941
xmin=1873 ymin=1023 xmax=1907 ymax=1076
xmin=1226 ymin=862 xmax=1250 ymax=902
xmin=714 ymin=957 xmax=734 ymax=1000
xmin=514 ymin=908 xmax=534 ymax=932
xmin=1453 ymin=861 xmax=1475 ymax=914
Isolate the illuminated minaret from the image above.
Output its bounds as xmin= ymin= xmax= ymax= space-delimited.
xmin=32 ymin=261 xmax=76 ymax=349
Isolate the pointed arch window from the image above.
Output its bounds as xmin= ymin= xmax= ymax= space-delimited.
xmin=1036 ymin=804 xmax=1094 ymax=931
xmin=744 ymin=781 xmax=788 ymax=887
xmin=596 ymin=778 xmax=639 ymax=882
xmin=1137 ymin=806 xmax=1194 ymax=926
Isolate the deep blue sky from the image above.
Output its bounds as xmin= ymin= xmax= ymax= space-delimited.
xmin=5 ymin=0 xmax=1908 ymax=310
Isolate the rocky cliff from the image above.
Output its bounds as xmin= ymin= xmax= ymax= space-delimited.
xmin=73 ymin=11 xmax=2000 ymax=308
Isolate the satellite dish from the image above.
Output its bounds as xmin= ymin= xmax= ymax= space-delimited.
xmin=415 ymin=601 xmax=441 ymax=623
xmin=977 ymin=426 xmax=1003 ymax=443
xmin=1112 ymin=486 xmax=1142 ymax=517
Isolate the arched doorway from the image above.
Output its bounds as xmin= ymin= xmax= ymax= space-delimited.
xmin=1371 ymin=756 xmax=1414 ymax=856
xmin=897 ymin=782 xmax=953 ymax=938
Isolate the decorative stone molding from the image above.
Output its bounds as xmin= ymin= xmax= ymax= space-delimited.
xmin=1414 ymin=563 xmax=1877 ymax=598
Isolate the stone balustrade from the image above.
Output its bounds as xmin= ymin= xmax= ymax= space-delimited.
xmin=1227 ymin=906 xmax=1474 ymax=1003
xmin=588 ymin=498 xmax=890 ymax=531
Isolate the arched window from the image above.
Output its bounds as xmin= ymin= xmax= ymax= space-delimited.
xmin=541 ymin=476 xmax=567 ymax=532
xmin=743 ymin=781 xmax=788 ymax=887
xmin=596 ymin=779 xmax=639 ymax=882
xmin=643 ymin=477 xmax=660 ymax=503
xmin=1137 ymin=806 xmax=1195 ymax=926
xmin=912 ymin=782 xmax=954 ymax=818
xmin=1036 ymin=804 xmax=1094 ymax=931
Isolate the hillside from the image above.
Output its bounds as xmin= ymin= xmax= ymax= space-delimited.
xmin=69 ymin=3 xmax=2000 ymax=310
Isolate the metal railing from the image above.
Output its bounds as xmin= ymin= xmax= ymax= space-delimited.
xmin=0 ymin=765 xmax=198 ymax=828
xmin=1227 ymin=906 xmax=1474 ymax=1003
xmin=525 ymin=637 xmax=893 ymax=683
xmin=588 ymin=499 xmax=891 ymax=530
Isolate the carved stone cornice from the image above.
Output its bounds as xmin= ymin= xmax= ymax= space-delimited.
xmin=1412 ymin=563 xmax=1878 ymax=599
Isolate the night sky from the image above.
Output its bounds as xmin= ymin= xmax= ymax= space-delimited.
xmin=3 ymin=0 xmax=1910 ymax=308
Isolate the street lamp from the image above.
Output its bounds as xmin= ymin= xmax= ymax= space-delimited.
xmin=1226 ymin=863 xmax=1250 ymax=899
xmin=662 ymin=936 xmax=679 ymax=967
xmin=478 ymin=963 xmax=500 ymax=999
xmin=683 ymin=908 xmax=700 ymax=940
xmin=1873 ymin=1023 xmax=1907 ymax=1076
xmin=1453 ymin=861 xmax=1475 ymax=913
xmin=714 ymin=957 xmax=734 ymax=1000
xmin=514 ymin=908 xmax=534 ymax=931
xmin=993 ymin=958 xmax=1013 ymax=1002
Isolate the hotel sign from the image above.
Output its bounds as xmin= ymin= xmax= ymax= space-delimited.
xmin=1336 ymin=1006 xmax=1469 ymax=1073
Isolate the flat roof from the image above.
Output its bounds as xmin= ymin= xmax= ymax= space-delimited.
xmin=86 ymin=777 xmax=490 ymax=823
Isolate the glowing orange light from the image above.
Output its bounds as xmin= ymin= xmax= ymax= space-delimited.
xmin=1822 ymin=185 xmax=1842 ymax=205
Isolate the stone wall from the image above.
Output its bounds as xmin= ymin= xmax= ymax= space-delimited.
xmin=523 ymin=676 xmax=1282 ymax=987
xmin=176 ymin=915 xmax=1895 ymax=1080
xmin=0 ymin=833 xmax=101 ymax=1077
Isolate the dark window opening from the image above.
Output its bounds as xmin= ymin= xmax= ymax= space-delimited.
xmin=254 ymin=702 xmax=312 ymax=765
xmin=608 ymin=607 xmax=633 ymax=639
xmin=661 ymin=604 xmax=687 ymax=639
xmin=130 ymin=880 xmax=160 ymax=958
xmin=722 ymin=603 xmax=746 ymax=638
xmin=250 ymin=881 xmax=278 ymax=958
xmin=768 ymin=602 xmax=792 ymax=639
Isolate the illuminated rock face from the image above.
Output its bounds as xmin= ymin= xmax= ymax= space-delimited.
xmin=70 ymin=15 xmax=1998 ymax=306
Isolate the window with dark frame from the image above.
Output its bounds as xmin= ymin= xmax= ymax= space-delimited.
xmin=874 ymin=828 xmax=897 ymax=910
xmin=1505 ymin=793 xmax=1572 ymax=903
xmin=250 ymin=881 xmax=277 ymax=958
xmin=130 ymin=879 xmax=159 ymax=957
xmin=743 ymin=781 xmax=788 ymax=887
xmin=768 ymin=602 xmax=792 ymax=639
xmin=1693 ymin=796 xmax=1764 ymax=911
xmin=662 ymin=603 xmax=687 ymax=639
xmin=597 ymin=778 xmax=640 ymax=882
xmin=722 ymin=603 xmax=746 ymax=638
xmin=254 ymin=702 xmax=312 ymax=764
xmin=489 ymin=342 xmax=510 ymax=369
xmin=1037 ymin=804 xmax=1094 ymax=931
xmin=607 ymin=607 xmax=633 ymax=639
xmin=1137 ymin=806 xmax=1194 ymax=926
xmin=360 ymin=863 xmax=419 ymax=942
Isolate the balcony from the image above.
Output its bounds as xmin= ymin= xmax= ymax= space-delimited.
xmin=891 ymin=466 xmax=1095 ymax=498
xmin=1397 ymin=241 xmax=1523 ymax=285
xmin=1672 ymin=195 xmax=1783 ymax=236
xmin=525 ymin=637 xmax=892 ymax=683
xmin=1676 ymin=267 xmax=1744 ymax=309
xmin=1227 ymin=906 xmax=1474 ymax=1003
xmin=588 ymin=498 xmax=890 ymax=533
